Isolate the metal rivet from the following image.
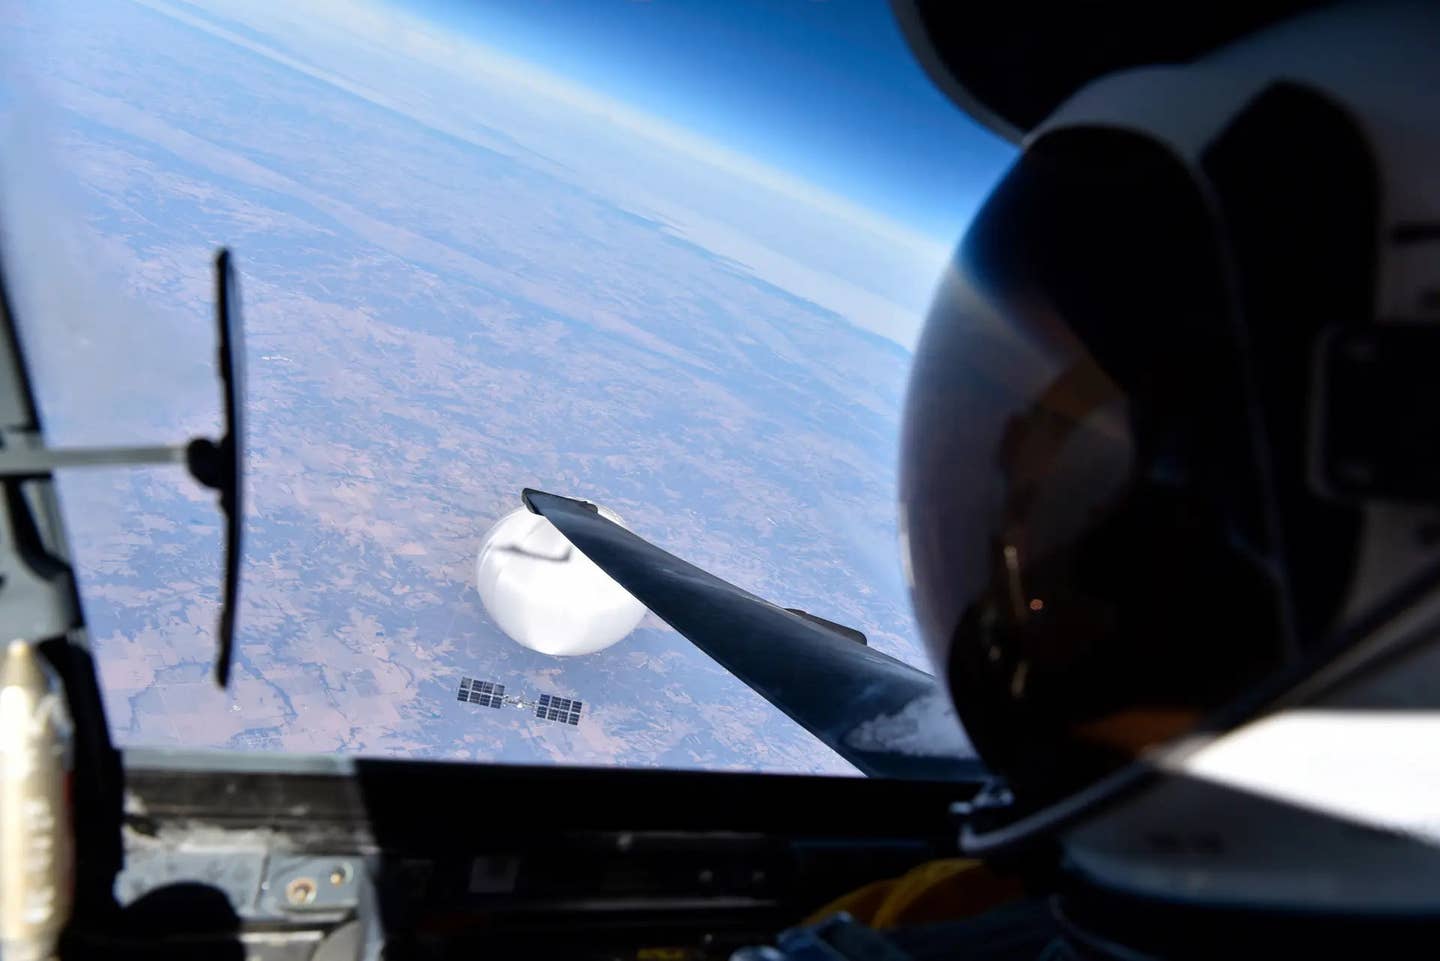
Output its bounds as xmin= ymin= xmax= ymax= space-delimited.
xmin=286 ymin=877 xmax=318 ymax=905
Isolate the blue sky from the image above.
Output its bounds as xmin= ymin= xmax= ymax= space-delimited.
xmin=413 ymin=0 xmax=1016 ymax=246
xmin=0 ymin=0 xmax=996 ymax=345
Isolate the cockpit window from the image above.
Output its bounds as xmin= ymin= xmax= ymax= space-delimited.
xmin=0 ymin=0 xmax=1012 ymax=774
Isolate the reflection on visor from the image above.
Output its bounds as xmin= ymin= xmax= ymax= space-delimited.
xmin=904 ymin=127 xmax=1293 ymax=807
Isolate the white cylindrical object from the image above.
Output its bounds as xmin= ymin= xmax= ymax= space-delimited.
xmin=475 ymin=505 xmax=646 ymax=656
xmin=0 ymin=640 xmax=73 ymax=961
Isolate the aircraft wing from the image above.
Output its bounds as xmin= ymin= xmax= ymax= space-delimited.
xmin=522 ymin=489 xmax=981 ymax=781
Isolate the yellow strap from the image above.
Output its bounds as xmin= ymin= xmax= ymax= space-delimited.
xmin=804 ymin=858 xmax=1025 ymax=929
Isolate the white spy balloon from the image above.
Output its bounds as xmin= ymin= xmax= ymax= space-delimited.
xmin=475 ymin=505 xmax=646 ymax=656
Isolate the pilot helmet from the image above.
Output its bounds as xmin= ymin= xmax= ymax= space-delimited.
xmin=896 ymin=0 xmax=1440 ymax=909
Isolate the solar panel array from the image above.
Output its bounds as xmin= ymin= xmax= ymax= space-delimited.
xmin=457 ymin=677 xmax=505 ymax=708
xmin=536 ymin=693 xmax=582 ymax=726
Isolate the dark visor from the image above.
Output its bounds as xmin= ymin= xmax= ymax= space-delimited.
xmin=903 ymin=127 xmax=1296 ymax=808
